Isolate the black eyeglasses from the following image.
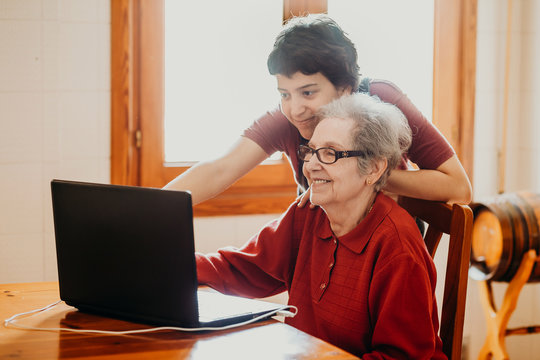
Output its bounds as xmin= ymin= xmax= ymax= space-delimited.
xmin=298 ymin=145 xmax=367 ymax=165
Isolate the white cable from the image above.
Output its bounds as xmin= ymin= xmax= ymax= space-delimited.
xmin=3 ymin=300 xmax=62 ymax=325
xmin=4 ymin=300 xmax=297 ymax=335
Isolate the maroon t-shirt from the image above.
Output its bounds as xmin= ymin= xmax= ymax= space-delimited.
xmin=243 ymin=79 xmax=455 ymax=192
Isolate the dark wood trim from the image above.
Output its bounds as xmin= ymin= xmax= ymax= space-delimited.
xmin=459 ymin=0 xmax=478 ymax=184
xmin=433 ymin=0 xmax=477 ymax=183
xmin=138 ymin=0 xmax=164 ymax=188
xmin=111 ymin=0 xmax=140 ymax=186
xmin=283 ymin=0 xmax=327 ymax=21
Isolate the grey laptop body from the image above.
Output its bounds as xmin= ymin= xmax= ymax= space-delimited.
xmin=50 ymin=179 xmax=284 ymax=329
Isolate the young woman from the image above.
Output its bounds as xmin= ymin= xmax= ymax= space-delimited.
xmin=164 ymin=14 xmax=472 ymax=206
xmin=196 ymin=93 xmax=446 ymax=359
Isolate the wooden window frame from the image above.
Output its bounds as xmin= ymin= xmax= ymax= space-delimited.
xmin=111 ymin=0 xmax=476 ymax=216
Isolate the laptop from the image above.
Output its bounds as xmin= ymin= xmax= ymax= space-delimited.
xmin=50 ymin=179 xmax=288 ymax=329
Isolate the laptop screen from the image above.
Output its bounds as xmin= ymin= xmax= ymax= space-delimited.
xmin=51 ymin=180 xmax=200 ymax=327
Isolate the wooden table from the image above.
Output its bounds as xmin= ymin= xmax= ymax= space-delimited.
xmin=0 ymin=282 xmax=358 ymax=359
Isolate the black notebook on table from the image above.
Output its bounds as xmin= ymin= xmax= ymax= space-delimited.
xmin=50 ymin=179 xmax=286 ymax=329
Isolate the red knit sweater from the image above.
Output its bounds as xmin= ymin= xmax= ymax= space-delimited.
xmin=196 ymin=193 xmax=446 ymax=359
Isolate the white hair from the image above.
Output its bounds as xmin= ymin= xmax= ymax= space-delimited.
xmin=317 ymin=93 xmax=412 ymax=191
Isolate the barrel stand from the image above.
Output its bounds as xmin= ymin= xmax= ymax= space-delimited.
xmin=477 ymin=250 xmax=540 ymax=360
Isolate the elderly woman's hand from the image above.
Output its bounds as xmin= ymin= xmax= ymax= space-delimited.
xmin=296 ymin=187 xmax=316 ymax=209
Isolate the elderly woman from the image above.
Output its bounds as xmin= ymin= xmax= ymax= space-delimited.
xmin=196 ymin=93 xmax=446 ymax=359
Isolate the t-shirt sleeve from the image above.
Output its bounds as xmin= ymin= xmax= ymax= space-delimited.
xmin=369 ymin=80 xmax=455 ymax=170
xmin=242 ymin=106 xmax=294 ymax=156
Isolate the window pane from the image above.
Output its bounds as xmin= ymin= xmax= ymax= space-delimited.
xmin=328 ymin=0 xmax=434 ymax=119
xmin=164 ymin=1 xmax=283 ymax=163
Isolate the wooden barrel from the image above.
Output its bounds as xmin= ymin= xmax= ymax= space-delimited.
xmin=469 ymin=192 xmax=540 ymax=282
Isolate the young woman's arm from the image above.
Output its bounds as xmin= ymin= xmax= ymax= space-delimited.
xmin=163 ymin=137 xmax=269 ymax=205
xmin=384 ymin=155 xmax=472 ymax=204
xmin=365 ymin=80 xmax=472 ymax=205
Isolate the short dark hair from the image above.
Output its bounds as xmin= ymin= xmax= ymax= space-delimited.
xmin=267 ymin=14 xmax=360 ymax=91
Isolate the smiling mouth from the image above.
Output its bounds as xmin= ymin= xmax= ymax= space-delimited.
xmin=295 ymin=117 xmax=315 ymax=125
xmin=312 ymin=179 xmax=331 ymax=184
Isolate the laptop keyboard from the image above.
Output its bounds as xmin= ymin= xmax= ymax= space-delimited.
xmin=197 ymin=291 xmax=280 ymax=321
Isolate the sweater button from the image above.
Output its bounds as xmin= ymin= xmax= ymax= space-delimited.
xmin=329 ymin=262 xmax=334 ymax=268
xmin=320 ymin=283 xmax=326 ymax=290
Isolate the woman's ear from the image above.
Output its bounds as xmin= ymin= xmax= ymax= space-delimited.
xmin=339 ymin=86 xmax=353 ymax=96
xmin=369 ymin=158 xmax=388 ymax=183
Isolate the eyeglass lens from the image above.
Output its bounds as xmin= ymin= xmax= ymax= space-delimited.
xmin=298 ymin=146 xmax=337 ymax=164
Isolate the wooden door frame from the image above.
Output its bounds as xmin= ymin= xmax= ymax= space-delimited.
xmin=433 ymin=0 xmax=477 ymax=183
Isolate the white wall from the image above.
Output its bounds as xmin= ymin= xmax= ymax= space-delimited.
xmin=2 ymin=0 xmax=540 ymax=359
xmin=0 ymin=0 xmax=110 ymax=282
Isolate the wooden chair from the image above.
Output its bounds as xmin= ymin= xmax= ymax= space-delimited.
xmin=399 ymin=196 xmax=473 ymax=360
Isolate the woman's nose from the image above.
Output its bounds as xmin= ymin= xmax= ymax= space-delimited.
xmin=290 ymin=97 xmax=305 ymax=117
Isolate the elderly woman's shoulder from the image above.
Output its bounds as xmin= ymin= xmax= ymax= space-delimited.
xmin=369 ymin=207 xmax=431 ymax=273
xmin=376 ymin=198 xmax=426 ymax=247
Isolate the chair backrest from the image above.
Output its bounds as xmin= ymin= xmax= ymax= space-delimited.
xmin=398 ymin=196 xmax=473 ymax=360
